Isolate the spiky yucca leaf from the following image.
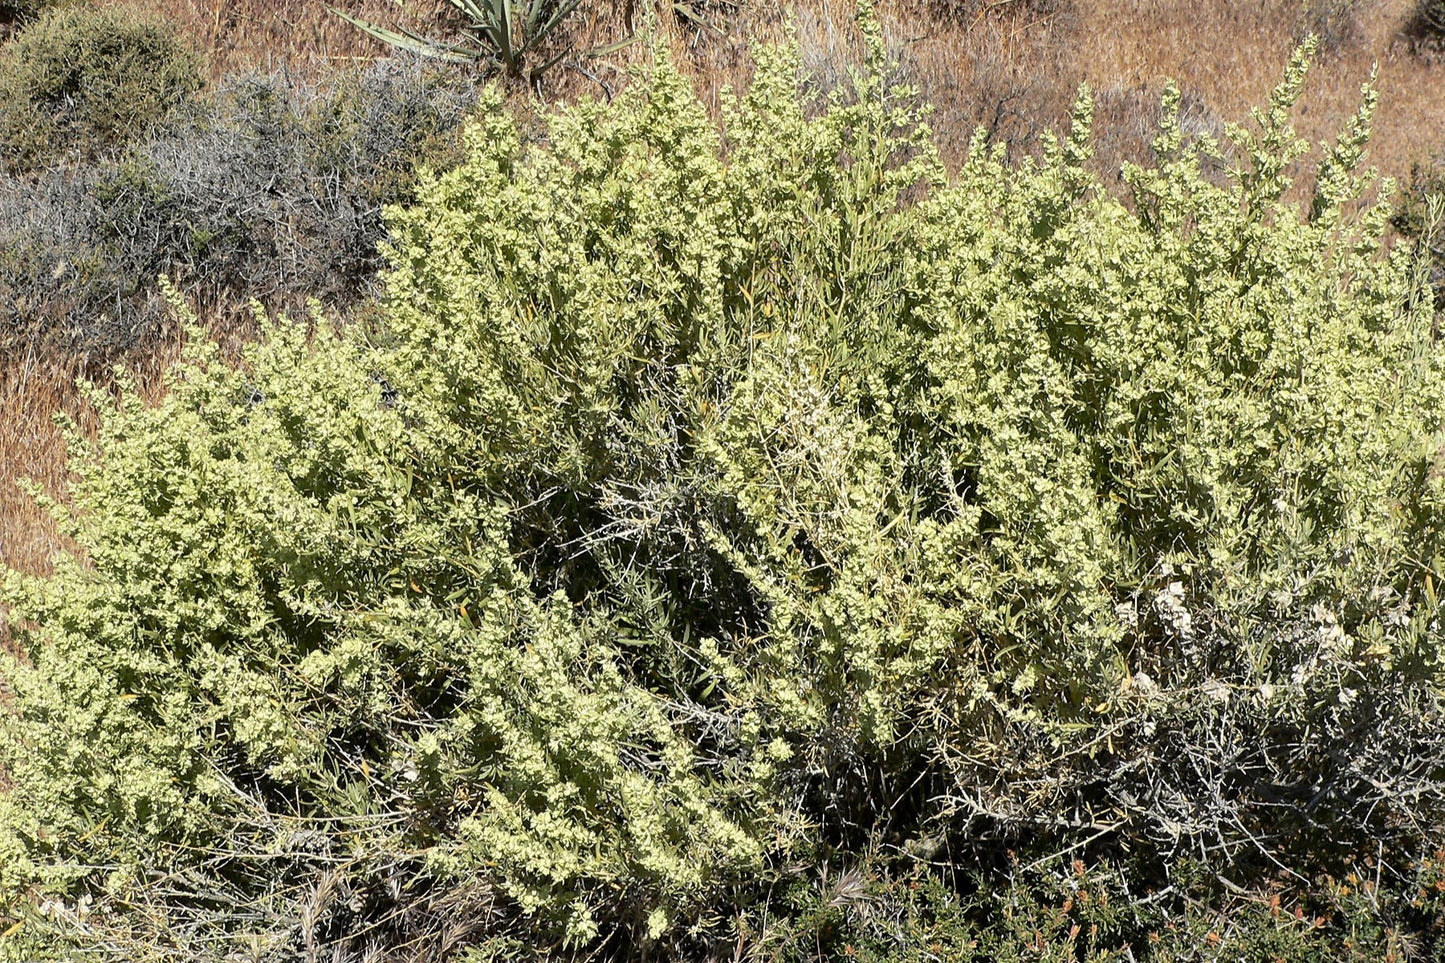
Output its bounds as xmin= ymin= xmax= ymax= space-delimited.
xmin=333 ymin=0 xmax=587 ymax=82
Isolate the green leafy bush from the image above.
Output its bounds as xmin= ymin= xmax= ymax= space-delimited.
xmin=4 ymin=11 xmax=1445 ymax=961
xmin=0 ymin=5 xmax=203 ymax=173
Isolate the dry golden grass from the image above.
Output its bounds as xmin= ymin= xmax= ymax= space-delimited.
xmin=1 ymin=351 xmax=86 ymax=655
xmin=0 ymin=336 xmax=186 ymax=577
xmin=88 ymin=0 xmax=1445 ymax=175
xmin=1071 ymin=0 xmax=1445 ymax=185
xmin=106 ymin=0 xmax=448 ymax=76
xmin=2 ymin=0 xmax=1444 ymax=595
xmin=55 ymin=0 xmax=1438 ymax=170
xmin=0 ymin=353 xmax=74 ymax=580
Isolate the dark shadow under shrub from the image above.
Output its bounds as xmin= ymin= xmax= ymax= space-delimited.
xmin=1403 ymin=0 xmax=1445 ymax=60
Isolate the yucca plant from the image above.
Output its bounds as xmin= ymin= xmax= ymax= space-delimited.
xmin=334 ymin=0 xmax=610 ymax=85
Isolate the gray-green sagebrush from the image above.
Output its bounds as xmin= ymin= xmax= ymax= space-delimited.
xmin=3 ymin=8 xmax=1444 ymax=959
xmin=0 ymin=58 xmax=481 ymax=358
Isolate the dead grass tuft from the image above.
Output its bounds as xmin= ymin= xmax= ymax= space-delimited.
xmin=1 ymin=351 xmax=82 ymax=581
xmin=113 ymin=0 xmax=439 ymax=78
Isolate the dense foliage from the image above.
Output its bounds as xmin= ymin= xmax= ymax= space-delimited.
xmin=0 ymin=5 xmax=203 ymax=173
xmin=3 ymin=12 xmax=1444 ymax=960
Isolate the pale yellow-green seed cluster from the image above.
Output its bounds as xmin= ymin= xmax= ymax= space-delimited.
xmin=3 ymin=12 xmax=1444 ymax=958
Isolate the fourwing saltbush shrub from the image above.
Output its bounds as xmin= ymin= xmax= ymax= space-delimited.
xmin=4 ymin=8 xmax=1445 ymax=959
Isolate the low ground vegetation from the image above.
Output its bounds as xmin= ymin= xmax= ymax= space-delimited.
xmin=0 ymin=57 xmax=481 ymax=357
xmin=2 ymin=9 xmax=1444 ymax=959
xmin=1396 ymin=157 xmax=1445 ymax=325
xmin=0 ymin=6 xmax=203 ymax=174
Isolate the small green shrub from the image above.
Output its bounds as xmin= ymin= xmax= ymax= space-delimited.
xmin=0 ymin=6 xmax=203 ymax=173
xmin=3 ymin=9 xmax=1444 ymax=961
